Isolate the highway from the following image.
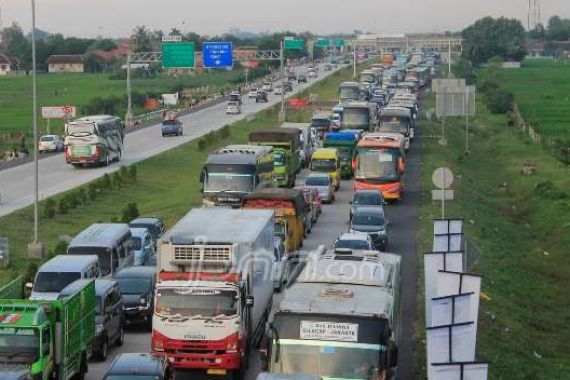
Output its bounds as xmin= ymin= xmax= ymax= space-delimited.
xmin=0 ymin=63 xmax=340 ymax=218
xmin=86 ymin=129 xmax=422 ymax=379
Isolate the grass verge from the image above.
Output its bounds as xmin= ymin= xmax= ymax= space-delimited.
xmin=416 ymin=91 xmax=570 ymax=379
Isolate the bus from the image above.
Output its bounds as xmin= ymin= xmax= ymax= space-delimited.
xmin=64 ymin=115 xmax=124 ymax=167
xmin=338 ymin=82 xmax=365 ymax=104
xmin=341 ymin=101 xmax=378 ymax=132
xmin=378 ymin=107 xmax=414 ymax=150
xmin=353 ymin=133 xmax=406 ymax=201
xmin=200 ymin=145 xmax=274 ymax=207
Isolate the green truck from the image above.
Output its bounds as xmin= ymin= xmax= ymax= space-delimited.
xmin=249 ymin=128 xmax=301 ymax=188
xmin=0 ymin=276 xmax=95 ymax=380
xmin=323 ymin=131 xmax=360 ymax=178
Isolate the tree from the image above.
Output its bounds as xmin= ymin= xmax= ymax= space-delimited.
xmin=169 ymin=28 xmax=181 ymax=36
xmin=131 ymin=26 xmax=152 ymax=52
xmin=91 ymin=39 xmax=117 ymax=52
xmin=529 ymin=23 xmax=546 ymax=40
xmin=0 ymin=23 xmax=31 ymax=69
xmin=451 ymin=56 xmax=477 ymax=85
xmin=462 ymin=17 xmax=527 ymax=65
xmin=546 ymin=16 xmax=570 ymax=41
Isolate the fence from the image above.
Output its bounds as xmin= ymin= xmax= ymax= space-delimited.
xmin=512 ymin=103 xmax=544 ymax=145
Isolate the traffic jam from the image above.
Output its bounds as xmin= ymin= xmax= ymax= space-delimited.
xmin=0 ymin=51 xmax=437 ymax=380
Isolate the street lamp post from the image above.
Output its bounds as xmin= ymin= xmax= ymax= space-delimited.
xmin=126 ymin=53 xmax=132 ymax=128
xmin=280 ymin=40 xmax=285 ymax=121
xmin=31 ymin=0 xmax=39 ymax=243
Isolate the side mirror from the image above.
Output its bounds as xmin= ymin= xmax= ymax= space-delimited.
xmin=245 ymin=296 xmax=254 ymax=308
xmin=25 ymin=282 xmax=33 ymax=290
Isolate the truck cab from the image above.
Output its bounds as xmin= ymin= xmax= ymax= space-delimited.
xmin=310 ymin=148 xmax=342 ymax=191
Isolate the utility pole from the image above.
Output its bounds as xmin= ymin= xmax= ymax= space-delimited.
xmin=126 ymin=54 xmax=132 ymax=128
xmin=280 ymin=40 xmax=285 ymax=121
xmin=465 ymin=89 xmax=470 ymax=153
xmin=353 ymin=41 xmax=356 ymax=78
xmin=31 ymin=0 xmax=39 ymax=243
xmin=448 ymin=37 xmax=452 ymax=78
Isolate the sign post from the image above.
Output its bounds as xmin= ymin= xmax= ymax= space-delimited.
xmin=432 ymin=167 xmax=454 ymax=219
xmin=202 ymin=42 xmax=233 ymax=68
xmin=41 ymin=106 xmax=77 ymax=134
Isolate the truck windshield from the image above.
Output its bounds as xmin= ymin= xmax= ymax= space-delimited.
xmin=68 ymin=246 xmax=112 ymax=276
xmin=274 ymin=222 xmax=286 ymax=237
xmin=274 ymin=152 xmax=286 ymax=166
xmin=338 ymin=147 xmax=352 ymax=161
xmin=34 ymin=272 xmax=81 ymax=293
xmin=360 ymin=73 xmax=376 ymax=83
xmin=379 ymin=115 xmax=409 ymax=134
xmin=271 ymin=340 xmax=381 ymax=380
xmin=204 ymin=173 xmax=254 ymax=193
xmin=343 ymin=109 xmax=370 ymax=129
xmin=355 ymin=148 xmax=399 ymax=183
xmin=66 ymin=122 xmax=96 ymax=136
xmin=339 ymin=87 xmax=360 ymax=100
xmin=310 ymin=159 xmax=337 ymax=172
xmin=155 ymin=288 xmax=238 ymax=318
xmin=0 ymin=327 xmax=39 ymax=364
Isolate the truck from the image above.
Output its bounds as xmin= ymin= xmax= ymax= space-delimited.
xmin=0 ymin=276 xmax=95 ymax=380
xmin=249 ymin=129 xmax=301 ymax=188
xmin=323 ymin=131 xmax=360 ymax=179
xmin=200 ymin=145 xmax=274 ymax=207
xmin=263 ymin=251 xmax=402 ymax=380
xmin=280 ymin=123 xmax=313 ymax=168
xmin=338 ymin=82 xmax=365 ymax=105
xmin=243 ymin=188 xmax=308 ymax=253
xmin=152 ymin=208 xmax=275 ymax=379
xmin=341 ymin=101 xmax=378 ymax=132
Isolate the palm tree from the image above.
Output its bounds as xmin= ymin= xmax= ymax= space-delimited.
xmin=131 ymin=25 xmax=152 ymax=53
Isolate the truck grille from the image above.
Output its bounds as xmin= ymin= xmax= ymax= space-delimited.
xmin=174 ymin=246 xmax=201 ymax=260
xmin=172 ymin=245 xmax=231 ymax=263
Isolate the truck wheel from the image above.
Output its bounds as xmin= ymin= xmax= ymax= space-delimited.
xmin=115 ymin=324 xmax=124 ymax=346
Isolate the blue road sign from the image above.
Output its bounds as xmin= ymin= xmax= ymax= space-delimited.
xmin=203 ymin=42 xmax=233 ymax=68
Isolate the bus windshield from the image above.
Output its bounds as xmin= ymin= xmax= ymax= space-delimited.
xmin=204 ymin=173 xmax=254 ymax=193
xmin=355 ymin=148 xmax=399 ymax=183
xmin=339 ymin=87 xmax=360 ymax=101
xmin=360 ymin=73 xmax=376 ymax=83
xmin=155 ymin=288 xmax=238 ymax=318
xmin=343 ymin=109 xmax=370 ymax=129
xmin=67 ymin=122 xmax=96 ymax=136
xmin=0 ymin=327 xmax=40 ymax=364
xmin=271 ymin=340 xmax=382 ymax=380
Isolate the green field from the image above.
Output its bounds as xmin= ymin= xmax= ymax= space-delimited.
xmin=417 ymin=93 xmax=570 ymax=378
xmin=500 ymin=59 xmax=570 ymax=138
xmin=0 ymin=69 xmax=255 ymax=151
xmin=0 ymin=64 xmax=362 ymax=285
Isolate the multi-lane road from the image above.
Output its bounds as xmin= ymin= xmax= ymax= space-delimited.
xmin=86 ymin=131 xmax=422 ymax=379
xmin=0 ymin=63 xmax=341 ymax=218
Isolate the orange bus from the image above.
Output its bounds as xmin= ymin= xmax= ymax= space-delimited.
xmin=352 ymin=132 xmax=406 ymax=201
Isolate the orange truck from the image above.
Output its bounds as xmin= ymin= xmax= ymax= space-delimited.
xmin=352 ymin=132 xmax=406 ymax=201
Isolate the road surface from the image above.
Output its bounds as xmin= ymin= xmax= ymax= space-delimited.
xmin=0 ymin=63 xmax=341 ymax=218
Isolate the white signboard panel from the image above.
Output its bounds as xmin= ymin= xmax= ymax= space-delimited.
xmin=431 ymin=362 xmax=489 ymax=380
xmin=41 ymin=105 xmax=77 ymax=119
xmin=433 ymin=234 xmax=463 ymax=252
xmin=300 ymin=321 xmax=358 ymax=342
xmin=434 ymin=219 xmax=463 ymax=235
xmin=427 ymin=322 xmax=477 ymax=379
xmin=424 ymin=252 xmax=464 ymax=327
xmin=430 ymin=293 xmax=473 ymax=326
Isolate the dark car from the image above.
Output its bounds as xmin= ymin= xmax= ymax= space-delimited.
xmin=93 ymin=279 xmax=125 ymax=361
xmin=350 ymin=189 xmax=385 ymax=219
xmin=256 ymin=91 xmax=269 ymax=103
xmin=349 ymin=206 xmax=389 ymax=251
xmin=283 ymin=81 xmax=294 ymax=92
xmin=114 ymin=266 xmax=157 ymax=330
xmin=104 ymin=353 xmax=172 ymax=380
xmin=161 ymin=119 xmax=183 ymax=137
xmin=287 ymin=72 xmax=297 ymax=81
xmin=297 ymin=74 xmax=307 ymax=83
xmin=129 ymin=217 xmax=166 ymax=249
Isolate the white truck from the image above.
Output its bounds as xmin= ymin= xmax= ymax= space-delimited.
xmin=262 ymin=250 xmax=402 ymax=380
xmin=152 ymin=208 xmax=275 ymax=379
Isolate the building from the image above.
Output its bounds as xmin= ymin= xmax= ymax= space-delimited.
xmin=0 ymin=54 xmax=22 ymax=75
xmin=46 ymin=55 xmax=85 ymax=73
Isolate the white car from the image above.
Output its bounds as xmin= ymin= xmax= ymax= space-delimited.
xmin=38 ymin=134 xmax=64 ymax=153
xmin=274 ymin=86 xmax=284 ymax=95
xmin=248 ymin=87 xmax=258 ymax=98
xmin=308 ymin=70 xmax=318 ymax=78
xmin=262 ymin=82 xmax=273 ymax=92
xmin=226 ymin=101 xmax=242 ymax=115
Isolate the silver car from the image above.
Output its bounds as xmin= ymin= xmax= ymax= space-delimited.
xmin=304 ymin=173 xmax=335 ymax=204
xmin=38 ymin=134 xmax=64 ymax=153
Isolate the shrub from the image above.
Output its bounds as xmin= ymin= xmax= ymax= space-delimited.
xmin=219 ymin=125 xmax=231 ymax=139
xmin=24 ymin=262 xmax=39 ymax=283
xmin=66 ymin=193 xmax=80 ymax=209
xmin=76 ymin=188 xmax=88 ymax=206
xmin=198 ymin=138 xmax=207 ymax=152
xmin=43 ymin=199 xmax=56 ymax=219
xmin=128 ymin=165 xmax=138 ymax=181
xmin=58 ymin=198 xmax=69 ymax=214
xmin=485 ymin=87 xmax=514 ymax=114
xmin=121 ymin=202 xmax=140 ymax=222
xmin=87 ymin=183 xmax=98 ymax=201
xmin=100 ymin=174 xmax=112 ymax=190
xmin=112 ymin=172 xmax=123 ymax=189
xmin=47 ymin=240 xmax=69 ymax=260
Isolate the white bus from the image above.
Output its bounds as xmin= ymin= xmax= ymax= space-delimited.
xmin=64 ymin=115 xmax=124 ymax=167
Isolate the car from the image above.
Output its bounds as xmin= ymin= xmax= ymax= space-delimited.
xmin=256 ymin=91 xmax=269 ymax=103
xmin=103 ymin=353 xmax=172 ymax=380
xmin=295 ymin=186 xmax=319 ymax=226
xmin=92 ymin=279 xmax=125 ymax=361
xmin=129 ymin=227 xmax=154 ymax=265
xmin=304 ymin=173 xmax=335 ymax=204
xmin=308 ymin=70 xmax=318 ymax=78
xmin=248 ymin=87 xmax=259 ymax=98
xmin=297 ymin=74 xmax=307 ymax=83
xmin=228 ymin=91 xmax=242 ymax=105
xmin=274 ymin=85 xmax=284 ymax=95
xmin=287 ymin=71 xmax=297 ymax=81
xmin=129 ymin=217 xmax=165 ymax=249
xmin=349 ymin=206 xmax=389 ymax=251
xmin=334 ymin=232 xmax=374 ymax=251
xmin=262 ymin=81 xmax=273 ymax=92
xmin=161 ymin=118 xmax=183 ymax=137
xmin=226 ymin=101 xmax=242 ymax=114
xmin=114 ymin=266 xmax=157 ymax=329
xmin=350 ymin=189 xmax=386 ymax=219
xmin=325 ymin=63 xmax=333 ymax=71
xmin=283 ymin=81 xmax=294 ymax=92
xmin=38 ymin=134 xmax=64 ymax=153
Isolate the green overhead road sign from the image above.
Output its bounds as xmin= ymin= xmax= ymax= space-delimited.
xmin=162 ymin=42 xmax=195 ymax=68
xmin=333 ymin=39 xmax=345 ymax=47
xmin=316 ymin=39 xmax=330 ymax=47
xmin=284 ymin=38 xmax=304 ymax=50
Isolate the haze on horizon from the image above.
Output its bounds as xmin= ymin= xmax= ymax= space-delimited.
xmin=2 ymin=0 xmax=570 ymax=38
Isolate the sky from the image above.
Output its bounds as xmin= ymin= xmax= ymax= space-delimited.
xmin=1 ymin=0 xmax=569 ymax=38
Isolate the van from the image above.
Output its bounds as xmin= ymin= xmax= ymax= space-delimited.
xmin=68 ymin=223 xmax=135 ymax=277
xmin=310 ymin=148 xmax=342 ymax=191
xmin=114 ymin=266 xmax=157 ymax=329
xmin=29 ymin=255 xmax=100 ymax=301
